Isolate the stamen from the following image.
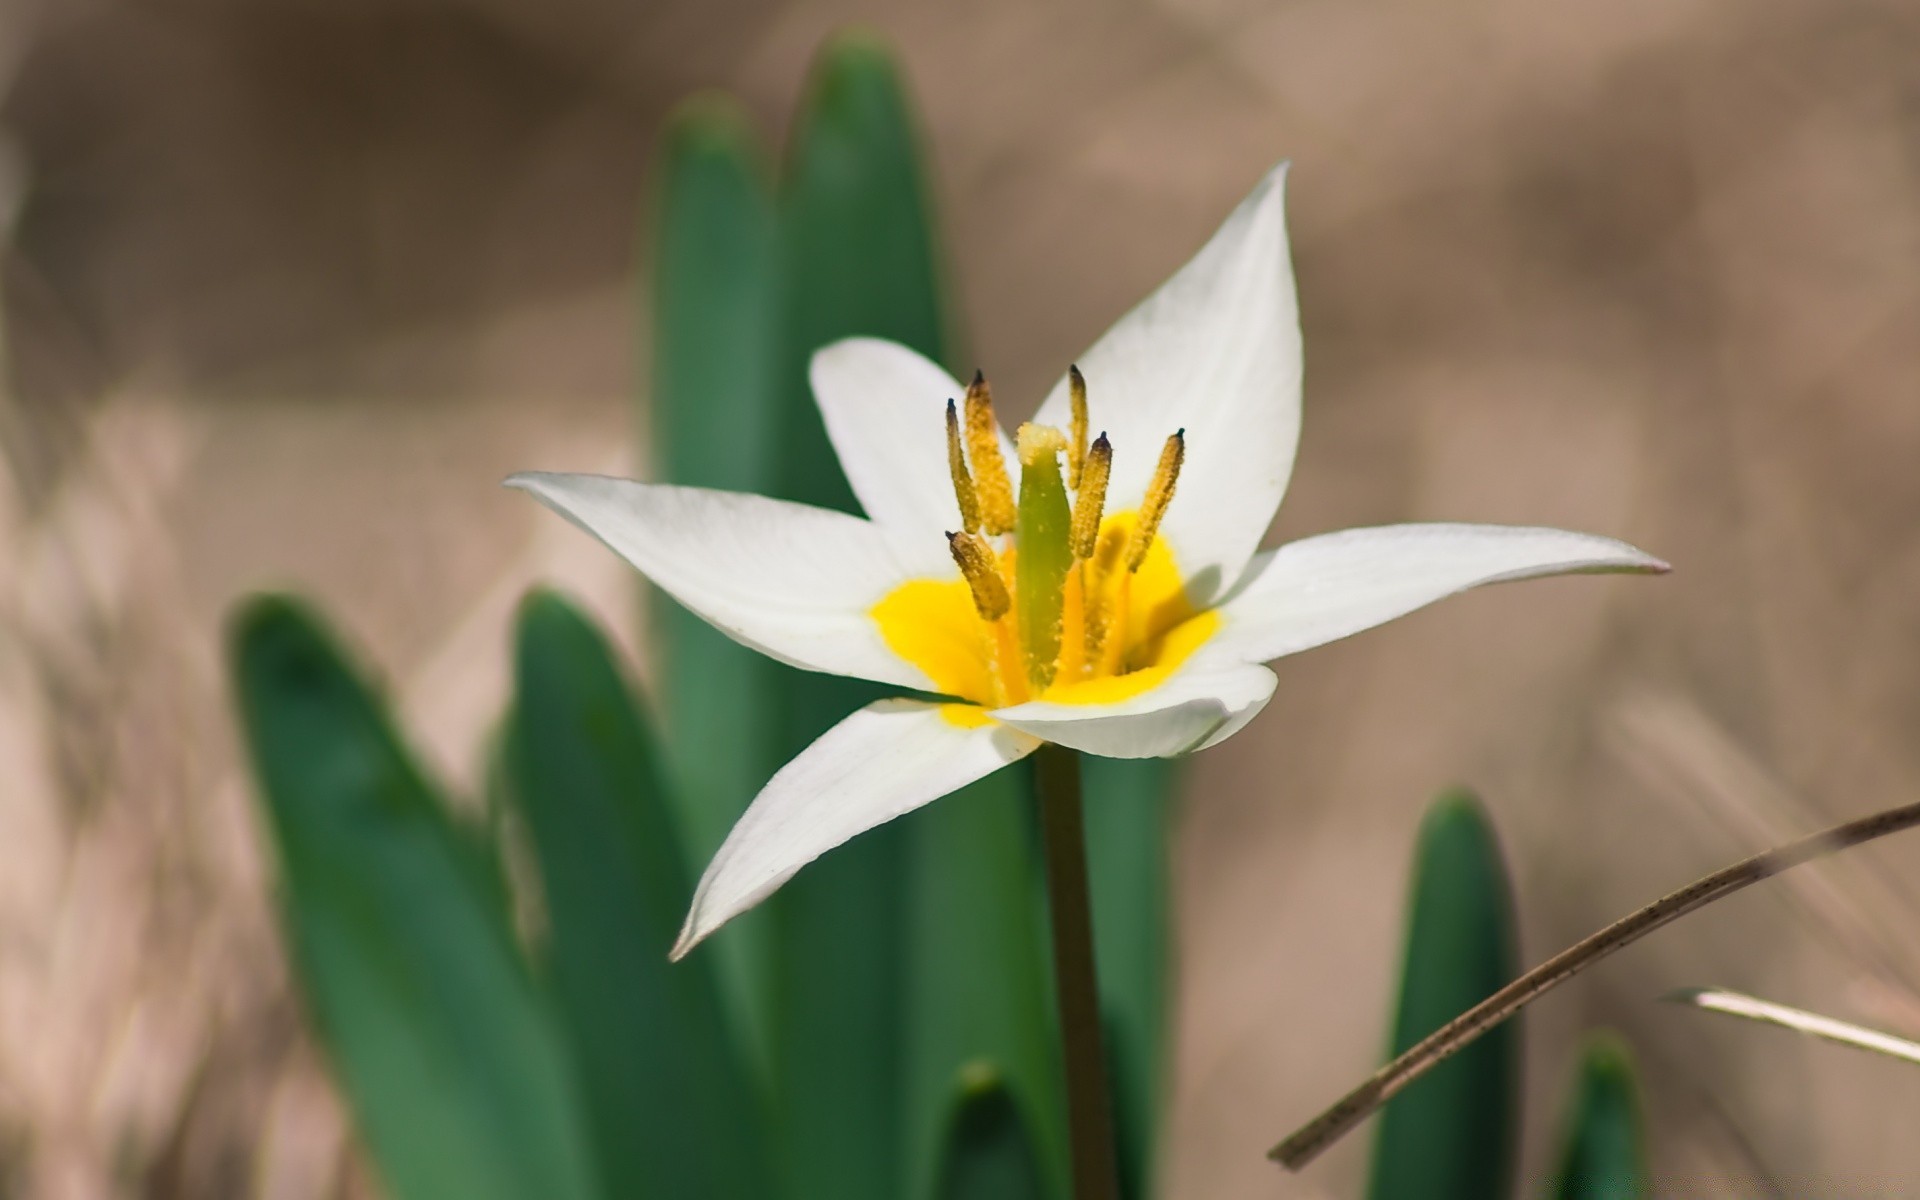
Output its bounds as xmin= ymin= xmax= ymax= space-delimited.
xmin=945 ymin=399 xmax=981 ymax=534
xmin=948 ymin=531 xmax=1010 ymax=620
xmin=1126 ymin=429 xmax=1185 ymax=573
xmin=1058 ymin=566 xmax=1088 ymax=682
xmin=1081 ymin=523 xmax=1126 ymax=671
xmin=1101 ymin=572 xmax=1132 ymax=676
xmin=1067 ymin=365 xmax=1089 ymax=489
xmin=964 ymin=371 xmax=1017 ymax=535
xmin=1070 ymin=432 xmax=1111 ymax=560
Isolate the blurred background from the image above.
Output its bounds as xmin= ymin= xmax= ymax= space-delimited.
xmin=4 ymin=0 xmax=1920 ymax=1195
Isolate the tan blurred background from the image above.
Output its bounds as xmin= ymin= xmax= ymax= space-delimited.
xmin=4 ymin=0 xmax=1920 ymax=1195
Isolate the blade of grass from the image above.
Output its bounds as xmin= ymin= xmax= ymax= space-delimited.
xmin=1081 ymin=755 xmax=1176 ymax=1199
xmin=229 ymin=595 xmax=599 ymax=1200
xmin=1367 ymin=790 xmax=1520 ymax=1200
xmin=936 ymin=1067 xmax=1050 ymax=1200
xmin=648 ymin=94 xmax=786 ymax=1072
xmin=768 ymin=31 xmax=970 ymax=1200
xmin=1272 ymin=796 xmax=1920 ymax=1170
xmin=905 ymin=765 xmax=1068 ymax=1200
xmin=1547 ymin=1034 xmax=1646 ymax=1200
xmin=508 ymin=591 xmax=774 ymax=1199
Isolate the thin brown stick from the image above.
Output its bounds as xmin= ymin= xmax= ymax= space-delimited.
xmin=1037 ymin=744 xmax=1120 ymax=1200
xmin=1270 ymin=798 xmax=1920 ymax=1171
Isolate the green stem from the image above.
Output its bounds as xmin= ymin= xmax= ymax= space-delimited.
xmin=1035 ymin=744 xmax=1119 ymax=1200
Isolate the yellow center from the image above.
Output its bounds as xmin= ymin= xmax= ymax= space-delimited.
xmin=873 ymin=513 xmax=1219 ymax=711
xmin=872 ymin=371 xmax=1211 ymax=720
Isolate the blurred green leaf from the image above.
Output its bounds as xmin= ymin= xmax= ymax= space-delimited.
xmin=935 ymin=1068 xmax=1049 ymax=1200
xmin=777 ymin=26 xmax=950 ymax=516
xmin=764 ymin=30 xmax=954 ymax=1200
xmin=1082 ymin=756 xmax=1177 ymax=1199
xmin=1368 ymin=789 xmax=1521 ymax=1200
xmin=648 ymin=94 xmax=785 ymax=1070
xmin=905 ymin=768 xmax=1067 ymax=1200
xmin=229 ymin=595 xmax=600 ymax=1200
xmin=1548 ymin=1033 xmax=1647 ymax=1200
xmin=507 ymin=591 xmax=774 ymax=1199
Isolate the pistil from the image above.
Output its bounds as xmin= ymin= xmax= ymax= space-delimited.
xmin=926 ymin=371 xmax=1187 ymax=704
xmin=1015 ymin=424 xmax=1073 ymax=693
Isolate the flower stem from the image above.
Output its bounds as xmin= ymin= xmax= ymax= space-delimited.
xmin=1035 ymin=744 xmax=1120 ymax=1200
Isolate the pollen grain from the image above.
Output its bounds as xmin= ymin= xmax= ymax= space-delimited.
xmin=1067 ymin=365 xmax=1089 ymax=489
xmin=945 ymin=399 xmax=981 ymax=534
xmin=1126 ymin=429 xmax=1184 ymax=572
xmin=964 ymin=371 xmax=1017 ymax=535
xmin=948 ymin=531 xmax=1010 ymax=621
xmin=1070 ymin=433 xmax=1111 ymax=560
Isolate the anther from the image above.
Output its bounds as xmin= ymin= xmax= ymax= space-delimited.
xmin=1067 ymin=365 xmax=1089 ymax=489
xmin=945 ymin=399 xmax=981 ymax=534
xmin=948 ymin=531 xmax=1010 ymax=621
xmin=1126 ymin=429 xmax=1185 ymax=572
xmin=1070 ymin=432 xmax=1111 ymax=560
xmin=964 ymin=371 xmax=1017 ymax=535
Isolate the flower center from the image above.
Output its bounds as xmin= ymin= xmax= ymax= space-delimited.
xmin=872 ymin=367 xmax=1218 ymax=710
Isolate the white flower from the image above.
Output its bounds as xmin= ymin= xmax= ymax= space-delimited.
xmin=508 ymin=163 xmax=1667 ymax=958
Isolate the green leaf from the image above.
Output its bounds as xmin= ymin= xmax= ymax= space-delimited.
xmin=507 ymin=591 xmax=774 ymax=1199
xmin=648 ymin=94 xmax=786 ymax=1071
xmin=904 ymin=767 xmax=1067 ymax=1200
xmin=765 ymin=30 xmax=956 ymax=1200
xmin=1368 ymin=789 xmax=1521 ymax=1200
xmin=1548 ymin=1033 xmax=1647 ymax=1200
xmin=777 ymin=25 xmax=950 ymax=515
xmin=935 ymin=1067 xmax=1050 ymax=1200
xmin=228 ymin=595 xmax=599 ymax=1200
xmin=1082 ymin=755 xmax=1177 ymax=1200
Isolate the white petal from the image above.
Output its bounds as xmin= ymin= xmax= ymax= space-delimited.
xmin=508 ymin=472 xmax=926 ymax=690
xmin=673 ymin=699 xmax=1039 ymax=957
xmin=811 ymin=338 xmax=1016 ymax=575
xmin=1033 ymin=162 xmax=1301 ymax=606
xmin=991 ymin=654 xmax=1277 ymax=760
xmin=1212 ymin=523 xmax=1670 ymax=664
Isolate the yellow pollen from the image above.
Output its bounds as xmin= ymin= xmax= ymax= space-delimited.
xmin=1081 ymin=523 xmax=1126 ymax=668
xmin=1067 ymin=365 xmax=1089 ymax=489
xmin=873 ymin=382 xmax=1209 ymax=711
xmin=964 ymin=371 xmax=1017 ymax=535
xmin=945 ymin=399 xmax=981 ymax=534
xmin=872 ymin=509 xmax=1210 ymax=710
xmin=1126 ymin=429 xmax=1185 ymax=573
xmin=1071 ymin=432 xmax=1111 ymax=561
xmin=947 ymin=531 xmax=1010 ymax=620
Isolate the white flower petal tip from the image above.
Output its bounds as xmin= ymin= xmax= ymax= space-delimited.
xmin=1213 ymin=523 xmax=1670 ymax=666
xmin=1032 ymin=160 xmax=1302 ymax=606
xmin=669 ymin=699 xmax=1040 ymax=960
xmin=505 ymin=470 xmax=928 ymax=691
